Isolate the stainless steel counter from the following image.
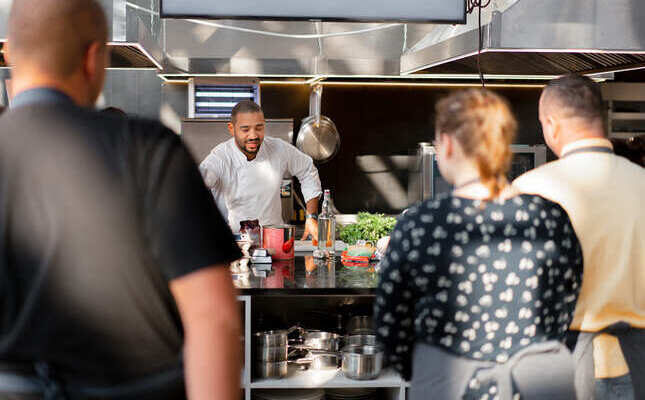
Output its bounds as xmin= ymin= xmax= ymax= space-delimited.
xmin=232 ymin=253 xmax=379 ymax=296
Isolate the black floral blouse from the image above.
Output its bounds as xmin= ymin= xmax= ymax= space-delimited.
xmin=374 ymin=194 xmax=583 ymax=394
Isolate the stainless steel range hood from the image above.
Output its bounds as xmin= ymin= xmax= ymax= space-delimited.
xmin=0 ymin=0 xmax=163 ymax=69
xmin=402 ymin=0 xmax=645 ymax=76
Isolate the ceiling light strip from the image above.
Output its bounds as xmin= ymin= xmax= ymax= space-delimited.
xmin=195 ymin=92 xmax=256 ymax=98
xmin=259 ymin=81 xmax=546 ymax=88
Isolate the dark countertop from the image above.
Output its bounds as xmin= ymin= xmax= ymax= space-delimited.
xmin=232 ymin=253 xmax=379 ymax=296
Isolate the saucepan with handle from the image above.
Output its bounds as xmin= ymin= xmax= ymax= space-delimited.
xmin=296 ymin=84 xmax=340 ymax=164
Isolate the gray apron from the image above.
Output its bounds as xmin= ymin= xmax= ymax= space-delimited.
xmin=410 ymin=341 xmax=577 ymax=400
xmin=573 ymin=322 xmax=645 ymax=400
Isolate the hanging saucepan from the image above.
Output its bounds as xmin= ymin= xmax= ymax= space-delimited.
xmin=296 ymin=84 xmax=340 ymax=164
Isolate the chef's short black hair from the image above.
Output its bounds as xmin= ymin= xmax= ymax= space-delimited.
xmin=231 ymin=100 xmax=263 ymax=124
xmin=543 ymin=74 xmax=604 ymax=124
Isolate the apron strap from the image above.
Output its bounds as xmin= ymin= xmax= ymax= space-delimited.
xmin=475 ymin=341 xmax=575 ymax=400
xmin=574 ymin=322 xmax=645 ymax=400
xmin=410 ymin=341 xmax=576 ymax=400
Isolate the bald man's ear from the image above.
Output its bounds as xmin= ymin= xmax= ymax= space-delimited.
xmin=543 ymin=115 xmax=561 ymax=155
xmin=3 ymin=41 xmax=10 ymax=66
xmin=84 ymin=41 xmax=106 ymax=80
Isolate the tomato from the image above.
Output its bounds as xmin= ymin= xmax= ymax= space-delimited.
xmin=282 ymin=238 xmax=294 ymax=253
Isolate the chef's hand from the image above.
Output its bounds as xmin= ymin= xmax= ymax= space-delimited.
xmin=302 ymin=217 xmax=319 ymax=245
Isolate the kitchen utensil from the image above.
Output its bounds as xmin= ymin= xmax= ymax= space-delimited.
xmin=309 ymin=351 xmax=340 ymax=370
xmin=262 ymin=225 xmax=296 ymax=260
xmin=291 ymin=350 xmax=340 ymax=371
xmin=296 ymin=84 xmax=340 ymax=164
xmin=346 ymin=316 xmax=374 ymax=335
xmin=254 ymin=326 xmax=299 ymax=347
xmin=341 ymin=345 xmax=383 ymax=380
xmin=346 ymin=334 xmax=378 ymax=347
xmin=256 ymin=345 xmax=288 ymax=362
xmin=255 ymin=360 xmax=288 ymax=379
xmin=302 ymin=331 xmax=342 ymax=352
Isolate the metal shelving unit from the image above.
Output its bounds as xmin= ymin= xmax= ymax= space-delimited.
xmin=237 ymin=295 xmax=408 ymax=400
xmin=250 ymin=367 xmax=403 ymax=389
xmin=602 ymin=83 xmax=645 ymax=139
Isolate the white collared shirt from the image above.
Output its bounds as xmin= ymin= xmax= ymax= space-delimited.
xmin=199 ymin=136 xmax=322 ymax=231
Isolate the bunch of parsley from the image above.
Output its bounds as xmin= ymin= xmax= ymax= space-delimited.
xmin=339 ymin=212 xmax=397 ymax=245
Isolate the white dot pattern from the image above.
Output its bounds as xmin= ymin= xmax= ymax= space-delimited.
xmin=374 ymin=194 xmax=583 ymax=399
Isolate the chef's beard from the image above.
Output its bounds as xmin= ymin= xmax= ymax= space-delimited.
xmin=245 ymin=140 xmax=261 ymax=153
xmin=234 ymin=136 xmax=262 ymax=157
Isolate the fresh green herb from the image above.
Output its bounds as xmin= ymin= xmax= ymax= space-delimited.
xmin=339 ymin=212 xmax=397 ymax=245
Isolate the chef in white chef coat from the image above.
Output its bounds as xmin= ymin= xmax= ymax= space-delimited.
xmin=199 ymin=100 xmax=322 ymax=241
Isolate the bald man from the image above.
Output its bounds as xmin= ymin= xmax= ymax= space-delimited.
xmin=0 ymin=1 xmax=241 ymax=399
xmin=514 ymin=75 xmax=645 ymax=400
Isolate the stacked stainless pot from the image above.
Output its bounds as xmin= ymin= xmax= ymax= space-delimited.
xmin=255 ymin=317 xmax=384 ymax=381
xmin=340 ymin=344 xmax=383 ymax=380
xmin=254 ymin=329 xmax=292 ymax=379
xmin=291 ymin=331 xmax=343 ymax=370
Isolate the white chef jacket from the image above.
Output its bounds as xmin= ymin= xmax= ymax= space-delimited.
xmin=199 ymin=136 xmax=322 ymax=232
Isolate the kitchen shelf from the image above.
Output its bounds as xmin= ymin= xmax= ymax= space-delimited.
xmin=610 ymin=112 xmax=645 ymax=120
xmin=603 ymin=83 xmax=645 ymax=140
xmin=250 ymin=366 xmax=403 ymax=389
xmin=609 ymin=131 xmax=645 ymax=139
xmin=237 ymin=267 xmax=407 ymax=400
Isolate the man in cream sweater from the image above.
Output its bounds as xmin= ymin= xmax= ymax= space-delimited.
xmin=514 ymin=74 xmax=645 ymax=400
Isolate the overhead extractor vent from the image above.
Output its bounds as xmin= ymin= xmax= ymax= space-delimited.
xmin=401 ymin=0 xmax=645 ymax=77
xmin=108 ymin=44 xmax=159 ymax=69
xmin=413 ymin=51 xmax=645 ymax=76
xmin=0 ymin=43 xmax=159 ymax=69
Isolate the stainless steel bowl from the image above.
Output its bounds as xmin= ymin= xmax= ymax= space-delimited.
xmin=310 ymin=352 xmax=339 ymax=370
xmin=255 ymin=361 xmax=288 ymax=379
xmin=341 ymin=345 xmax=383 ymax=380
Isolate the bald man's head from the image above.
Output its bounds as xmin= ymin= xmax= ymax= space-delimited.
xmin=8 ymin=0 xmax=108 ymax=78
xmin=538 ymin=74 xmax=606 ymax=156
xmin=540 ymin=74 xmax=605 ymax=131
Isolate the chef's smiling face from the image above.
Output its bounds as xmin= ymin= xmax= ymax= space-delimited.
xmin=228 ymin=111 xmax=266 ymax=160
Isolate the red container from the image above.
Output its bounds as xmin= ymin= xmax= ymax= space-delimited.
xmin=262 ymin=225 xmax=296 ymax=260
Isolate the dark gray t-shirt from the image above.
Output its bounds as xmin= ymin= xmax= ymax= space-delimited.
xmin=0 ymin=95 xmax=240 ymax=386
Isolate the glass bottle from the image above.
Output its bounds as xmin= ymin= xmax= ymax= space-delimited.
xmin=317 ymin=189 xmax=336 ymax=254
